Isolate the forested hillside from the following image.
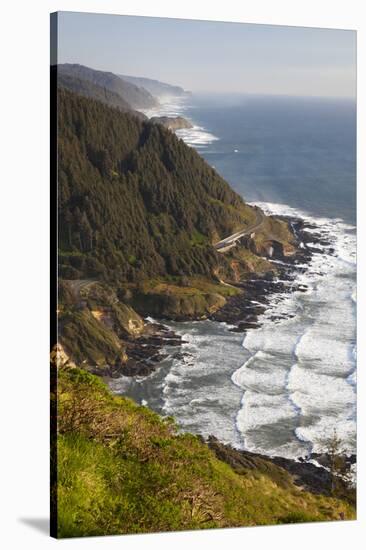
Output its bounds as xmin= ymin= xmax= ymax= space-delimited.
xmin=58 ymin=88 xmax=258 ymax=283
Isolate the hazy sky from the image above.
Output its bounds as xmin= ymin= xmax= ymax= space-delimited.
xmin=57 ymin=11 xmax=356 ymax=98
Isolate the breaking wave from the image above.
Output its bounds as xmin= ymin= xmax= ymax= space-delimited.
xmin=232 ymin=202 xmax=356 ymax=458
xmin=142 ymin=96 xmax=219 ymax=149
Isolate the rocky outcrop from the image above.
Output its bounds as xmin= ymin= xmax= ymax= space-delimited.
xmin=210 ymin=217 xmax=327 ymax=330
xmin=113 ymin=302 xmax=145 ymax=336
xmin=207 ymin=436 xmax=355 ymax=502
xmin=59 ymin=308 xmax=128 ymax=371
xmin=207 ymin=436 xmax=293 ymax=489
xmin=50 ymin=343 xmax=76 ymax=369
xmin=119 ymin=321 xmax=183 ymax=376
xmin=57 ymin=280 xmax=183 ymax=377
xmin=150 ymin=116 xmax=193 ymax=131
xmin=253 ymin=239 xmax=297 ymax=259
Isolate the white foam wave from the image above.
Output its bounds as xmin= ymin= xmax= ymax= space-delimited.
xmin=141 ymin=95 xmax=190 ymax=119
xmin=144 ymin=316 xmax=156 ymax=323
xmin=116 ymin=202 xmax=356 ymax=461
xmin=176 ymin=126 xmax=219 ymax=148
xmin=142 ymin=96 xmax=219 ymax=149
xmin=288 ymin=365 xmax=355 ymax=415
xmin=296 ymin=417 xmax=356 ymax=454
xmin=232 ymin=351 xmax=289 ymax=395
xmin=159 ymin=320 xmax=248 ymax=447
xmin=232 ymin=201 xmax=356 ymax=458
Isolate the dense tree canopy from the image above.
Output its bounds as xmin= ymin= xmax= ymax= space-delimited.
xmin=58 ymin=88 xmax=256 ymax=283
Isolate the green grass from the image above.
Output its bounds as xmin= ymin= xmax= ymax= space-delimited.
xmin=128 ymin=276 xmax=240 ymax=319
xmin=131 ymin=276 xmax=240 ymax=298
xmin=123 ymin=276 xmax=240 ymax=319
xmin=53 ymin=367 xmax=355 ymax=538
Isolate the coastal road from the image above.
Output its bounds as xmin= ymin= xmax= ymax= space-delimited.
xmin=214 ymin=207 xmax=265 ymax=253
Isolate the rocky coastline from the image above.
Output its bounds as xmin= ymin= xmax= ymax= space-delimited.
xmin=210 ymin=216 xmax=332 ymax=330
xmin=150 ymin=115 xmax=193 ymax=131
xmin=73 ymin=212 xmax=353 ymax=497
xmin=110 ymin=214 xmax=358 ymax=497
xmin=113 ymin=321 xmax=183 ymax=377
xmin=207 ymin=436 xmax=355 ymax=503
xmin=114 ymin=215 xmax=333 ymax=377
xmin=93 ymin=215 xmax=355 ymax=502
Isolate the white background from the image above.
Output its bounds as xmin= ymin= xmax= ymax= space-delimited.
xmin=0 ymin=0 xmax=364 ymax=548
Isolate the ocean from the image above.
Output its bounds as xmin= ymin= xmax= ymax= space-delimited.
xmin=109 ymin=93 xmax=357 ymax=460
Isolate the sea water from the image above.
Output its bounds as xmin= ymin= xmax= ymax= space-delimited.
xmin=110 ymin=94 xmax=356 ymax=459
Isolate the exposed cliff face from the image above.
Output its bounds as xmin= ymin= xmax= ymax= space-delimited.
xmin=57 ymin=280 xmax=184 ymax=376
xmin=50 ymin=343 xmax=76 ymax=369
xmin=58 ymin=281 xmax=138 ymax=372
xmin=84 ymin=283 xmax=145 ymax=336
xmin=59 ymin=308 xmax=129 ymax=372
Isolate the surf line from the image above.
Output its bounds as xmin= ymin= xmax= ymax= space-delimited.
xmin=286 ymin=328 xmax=313 ymax=456
xmin=230 ymin=329 xmax=254 ymax=450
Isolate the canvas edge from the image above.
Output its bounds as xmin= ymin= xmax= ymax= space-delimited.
xmin=50 ymin=11 xmax=58 ymax=540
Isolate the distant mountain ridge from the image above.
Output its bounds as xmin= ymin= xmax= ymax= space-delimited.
xmin=118 ymin=74 xmax=190 ymax=98
xmin=57 ymin=71 xmax=147 ymax=120
xmin=57 ymin=64 xmax=191 ymax=118
xmin=58 ymin=63 xmax=159 ymax=110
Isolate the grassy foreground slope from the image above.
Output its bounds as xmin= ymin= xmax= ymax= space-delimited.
xmin=53 ymin=366 xmax=355 ymax=538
